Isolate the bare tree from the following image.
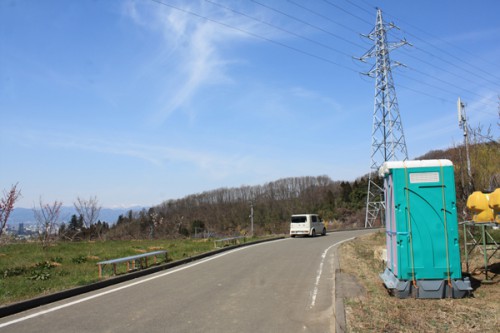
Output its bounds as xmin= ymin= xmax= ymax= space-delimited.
xmin=33 ymin=199 xmax=62 ymax=249
xmin=74 ymin=196 xmax=101 ymax=239
xmin=148 ymin=209 xmax=163 ymax=239
xmin=0 ymin=183 xmax=21 ymax=239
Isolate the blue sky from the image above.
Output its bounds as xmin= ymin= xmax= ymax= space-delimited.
xmin=1 ymin=0 xmax=499 ymax=209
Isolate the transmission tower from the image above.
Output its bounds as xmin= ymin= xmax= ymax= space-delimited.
xmin=357 ymin=8 xmax=409 ymax=228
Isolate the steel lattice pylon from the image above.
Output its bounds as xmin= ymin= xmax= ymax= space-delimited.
xmin=358 ymin=9 xmax=409 ymax=228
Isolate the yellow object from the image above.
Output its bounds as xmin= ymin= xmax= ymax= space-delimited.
xmin=488 ymin=188 xmax=500 ymax=223
xmin=466 ymin=191 xmax=494 ymax=223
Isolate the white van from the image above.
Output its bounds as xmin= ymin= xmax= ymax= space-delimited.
xmin=290 ymin=214 xmax=326 ymax=237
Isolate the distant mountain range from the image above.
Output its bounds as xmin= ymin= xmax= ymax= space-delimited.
xmin=7 ymin=206 xmax=146 ymax=226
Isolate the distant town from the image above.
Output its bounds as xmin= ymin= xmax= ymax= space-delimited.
xmin=4 ymin=222 xmax=38 ymax=240
xmin=4 ymin=206 xmax=143 ymax=240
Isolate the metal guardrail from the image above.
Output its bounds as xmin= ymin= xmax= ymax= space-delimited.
xmin=97 ymin=250 xmax=168 ymax=279
xmin=213 ymin=236 xmax=246 ymax=248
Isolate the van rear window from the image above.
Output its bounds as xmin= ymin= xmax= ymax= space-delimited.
xmin=291 ymin=216 xmax=307 ymax=223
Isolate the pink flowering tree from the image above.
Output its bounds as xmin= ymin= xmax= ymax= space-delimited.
xmin=0 ymin=183 xmax=21 ymax=239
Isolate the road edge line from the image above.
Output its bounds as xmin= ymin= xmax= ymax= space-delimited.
xmin=0 ymin=236 xmax=284 ymax=319
xmin=333 ymin=237 xmax=355 ymax=333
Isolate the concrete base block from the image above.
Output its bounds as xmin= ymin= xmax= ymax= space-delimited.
xmin=380 ymin=268 xmax=472 ymax=299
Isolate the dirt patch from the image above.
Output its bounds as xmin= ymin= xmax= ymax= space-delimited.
xmin=336 ymin=272 xmax=366 ymax=299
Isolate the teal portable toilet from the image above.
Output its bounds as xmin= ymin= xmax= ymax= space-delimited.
xmin=379 ymin=159 xmax=471 ymax=298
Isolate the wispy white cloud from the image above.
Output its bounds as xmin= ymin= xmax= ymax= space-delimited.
xmin=122 ymin=0 xmax=261 ymax=125
xmin=290 ymin=86 xmax=343 ymax=112
xmin=466 ymin=92 xmax=500 ymax=123
xmin=405 ymin=113 xmax=458 ymax=146
xmin=404 ymin=91 xmax=499 ymax=157
xmin=8 ymin=128 xmax=274 ymax=181
xmin=444 ymin=27 xmax=500 ymax=44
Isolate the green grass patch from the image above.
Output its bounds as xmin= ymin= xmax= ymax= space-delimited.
xmin=0 ymin=237 xmax=260 ymax=306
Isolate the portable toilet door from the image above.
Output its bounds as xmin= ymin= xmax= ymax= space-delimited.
xmin=384 ymin=171 xmax=399 ymax=278
xmin=380 ymin=160 xmax=463 ymax=281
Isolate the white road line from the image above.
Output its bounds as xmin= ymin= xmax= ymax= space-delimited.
xmin=309 ymin=237 xmax=355 ymax=309
xmin=0 ymin=241 xmax=285 ymax=329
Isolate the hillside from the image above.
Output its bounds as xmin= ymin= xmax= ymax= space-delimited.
xmin=108 ymin=175 xmax=372 ymax=239
xmin=417 ymin=140 xmax=499 ymax=215
xmin=109 ymin=139 xmax=498 ymax=239
xmin=107 ymin=137 xmax=500 ymax=238
xmin=7 ymin=207 xmax=144 ymax=227
xmin=6 ymin=138 xmax=497 ymax=241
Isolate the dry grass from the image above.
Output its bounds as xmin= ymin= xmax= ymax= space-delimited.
xmin=147 ymin=246 xmax=165 ymax=251
xmin=339 ymin=231 xmax=500 ymax=333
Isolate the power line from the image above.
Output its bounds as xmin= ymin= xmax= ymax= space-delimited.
xmin=396 ymin=71 xmax=494 ymax=108
xmin=149 ymin=0 xmax=498 ymax=113
xmin=285 ymin=0 xmax=498 ymax=103
xmin=384 ymin=13 xmax=500 ymax=83
xmin=249 ymin=0 xmax=366 ymax=51
xmin=286 ymin=0 xmax=364 ymax=36
xmin=396 ymin=78 xmax=498 ymax=115
xmin=391 ymin=82 xmax=498 ymax=118
xmin=404 ymin=65 xmax=498 ymax=105
xmin=394 ymin=30 xmax=500 ymax=87
xmin=204 ymin=0 xmax=355 ymax=58
xmin=333 ymin=1 xmax=499 ymax=102
xmin=342 ymin=0 xmax=374 ymax=17
xmin=321 ymin=0 xmax=373 ymax=26
xmin=398 ymin=48 xmax=498 ymax=95
xmin=347 ymin=0 xmax=500 ymax=85
xmin=149 ymin=0 xmax=359 ymax=74
xmin=344 ymin=2 xmax=500 ymax=117
xmin=397 ymin=82 xmax=452 ymax=104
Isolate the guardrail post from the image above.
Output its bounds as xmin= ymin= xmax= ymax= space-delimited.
xmin=96 ymin=250 xmax=167 ymax=278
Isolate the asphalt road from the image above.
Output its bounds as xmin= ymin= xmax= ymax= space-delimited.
xmin=0 ymin=229 xmax=376 ymax=333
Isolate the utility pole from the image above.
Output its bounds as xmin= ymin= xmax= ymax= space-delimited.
xmin=457 ymin=97 xmax=473 ymax=194
xmin=249 ymin=201 xmax=254 ymax=237
xmin=356 ymin=8 xmax=410 ymax=228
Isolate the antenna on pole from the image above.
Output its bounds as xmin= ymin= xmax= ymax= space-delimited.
xmin=457 ymin=97 xmax=464 ymax=126
xmin=357 ymin=8 xmax=410 ymax=228
xmin=457 ymin=97 xmax=473 ymax=194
